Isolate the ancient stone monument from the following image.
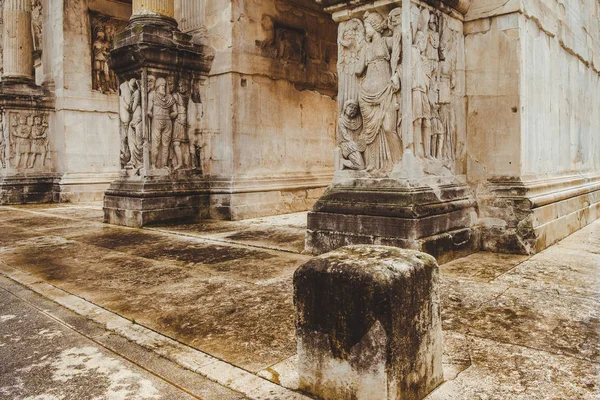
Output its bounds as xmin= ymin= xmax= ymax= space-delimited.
xmin=295 ymin=245 xmax=443 ymax=400
xmin=308 ymin=0 xmax=600 ymax=258
xmin=102 ymin=0 xmax=214 ymax=227
xmin=307 ymin=0 xmax=478 ymax=263
xmin=0 ymin=0 xmax=56 ymax=204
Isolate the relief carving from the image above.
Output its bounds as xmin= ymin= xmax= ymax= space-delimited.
xmin=257 ymin=16 xmax=306 ymax=67
xmin=118 ymin=73 xmax=204 ymax=173
xmin=335 ymin=5 xmax=460 ymax=176
xmin=0 ymin=114 xmax=5 ymax=169
xmin=91 ymin=13 xmax=127 ymax=93
xmin=3 ymin=111 xmax=50 ymax=170
xmin=31 ymin=0 xmax=42 ymax=53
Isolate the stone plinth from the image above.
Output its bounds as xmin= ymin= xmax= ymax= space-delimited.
xmin=0 ymin=81 xmax=57 ymax=204
xmin=307 ymin=173 xmax=479 ymax=264
xmin=103 ymin=172 xmax=209 ymax=228
xmin=294 ymin=245 xmax=443 ymax=400
xmin=306 ymin=1 xmax=477 ymax=261
xmin=103 ymin=9 xmax=214 ymax=227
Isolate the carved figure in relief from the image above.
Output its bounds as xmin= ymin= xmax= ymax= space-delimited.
xmin=188 ymin=79 xmax=204 ymax=171
xmin=277 ymin=29 xmax=305 ymax=66
xmin=148 ymin=77 xmax=176 ymax=169
xmin=12 ymin=114 xmax=32 ymax=169
xmin=337 ymin=19 xmax=364 ymax=114
xmin=257 ymin=15 xmax=276 ymax=49
xmin=118 ymin=79 xmax=134 ymax=168
xmin=338 ymin=100 xmax=366 ymax=170
xmin=172 ymin=79 xmax=191 ymax=170
xmin=411 ymin=7 xmax=433 ymax=160
xmin=127 ymin=79 xmax=143 ymax=169
xmin=356 ymin=11 xmax=402 ymax=174
xmin=388 ymin=7 xmax=403 ymax=135
xmin=31 ymin=0 xmax=43 ymax=52
xmin=0 ymin=114 xmax=6 ymax=169
xmin=29 ymin=115 xmax=48 ymax=168
xmin=105 ymin=25 xmax=121 ymax=91
xmin=167 ymin=75 xmax=177 ymax=95
xmin=92 ymin=31 xmax=112 ymax=93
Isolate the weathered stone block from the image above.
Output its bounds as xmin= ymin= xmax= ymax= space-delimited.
xmin=294 ymin=245 xmax=443 ymax=400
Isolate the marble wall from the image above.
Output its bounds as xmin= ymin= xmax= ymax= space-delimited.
xmin=43 ymin=0 xmax=130 ymax=202
xmin=464 ymin=0 xmax=600 ymax=253
xmin=187 ymin=0 xmax=338 ymax=219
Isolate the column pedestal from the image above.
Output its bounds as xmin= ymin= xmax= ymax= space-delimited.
xmin=103 ymin=14 xmax=214 ymax=227
xmin=0 ymin=0 xmax=58 ymax=205
xmin=306 ymin=171 xmax=479 ymax=264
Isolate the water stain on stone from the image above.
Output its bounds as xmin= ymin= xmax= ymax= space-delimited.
xmin=76 ymin=230 xmax=277 ymax=266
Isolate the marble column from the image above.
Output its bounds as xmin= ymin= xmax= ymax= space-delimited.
xmin=2 ymin=0 xmax=34 ymax=83
xmin=177 ymin=0 xmax=204 ymax=33
xmin=131 ymin=0 xmax=174 ymax=18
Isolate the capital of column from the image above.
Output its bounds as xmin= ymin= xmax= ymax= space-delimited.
xmin=2 ymin=0 xmax=35 ymax=84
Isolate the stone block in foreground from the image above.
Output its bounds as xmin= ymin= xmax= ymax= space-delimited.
xmin=294 ymin=245 xmax=443 ymax=400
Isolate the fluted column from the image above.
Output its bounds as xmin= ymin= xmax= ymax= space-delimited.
xmin=132 ymin=0 xmax=174 ymax=18
xmin=2 ymin=0 xmax=34 ymax=83
xmin=177 ymin=0 xmax=204 ymax=33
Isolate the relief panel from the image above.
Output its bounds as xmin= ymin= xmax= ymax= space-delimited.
xmin=336 ymin=4 xmax=461 ymax=177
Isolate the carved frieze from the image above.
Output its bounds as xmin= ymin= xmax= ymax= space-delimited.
xmin=90 ymin=13 xmax=127 ymax=93
xmin=1 ymin=110 xmax=50 ymax=170
xmin=255 ymin=12 xmax=338 ymax=95
xmin=335 ymin=4 xmax=460 ymax=176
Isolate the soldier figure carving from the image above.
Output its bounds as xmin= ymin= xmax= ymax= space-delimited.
xmin=148 ymin=77 xmax=177 ymax=170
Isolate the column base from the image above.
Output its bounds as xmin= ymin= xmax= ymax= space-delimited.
xmin=480 ymin=172 xmax=600 ymax=254
xmin=103 ymin=171 xmax=210 ymax=228
xmin=306 ymin=175 xmax=479 ymax=264
xmin=0 ymin=173 xmax=61 ymax=205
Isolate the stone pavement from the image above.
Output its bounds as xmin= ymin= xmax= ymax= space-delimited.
xmin=0 ymin=202 xmax=598 ymax=399
xmin=0 ymin=274 xmax=246 ymax=400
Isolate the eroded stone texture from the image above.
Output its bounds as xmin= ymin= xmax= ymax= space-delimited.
xmin=294 ymin=245 xmax=443 ymax=400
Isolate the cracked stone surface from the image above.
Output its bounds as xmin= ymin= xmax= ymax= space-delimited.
xmin=0 ymin=202 xmax=598 ymax=399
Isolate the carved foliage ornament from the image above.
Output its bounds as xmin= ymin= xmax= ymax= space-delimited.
xmin=1 ymin=111 xmax=50 ymax=170
xmin=336 ymin=5 xmax=459 ymax=176
xmin=118 ymin=73 xmax=204 ymax=174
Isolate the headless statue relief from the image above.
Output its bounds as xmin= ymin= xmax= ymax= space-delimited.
xmin=172 ymin=79 xmax=191 ymax=170
xmin=29 ymin=115 xmax=49 ymax=169
xmin=149 ymin=77 xmax=176 ymax=170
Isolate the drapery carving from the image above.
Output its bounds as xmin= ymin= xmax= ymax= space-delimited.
xmin=118 ymin=73 xmax=204 ymax=174
xmin=336 ymin=4 xmax=460 ymax=176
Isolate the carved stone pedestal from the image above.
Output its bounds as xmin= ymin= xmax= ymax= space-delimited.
xmin=102 ymin=9 xmax=213 ymax=227
xmin=306 ymin=173 xmax=479 ymax=263
xmin=0 ymin=173 xmax=59 ymax=204
xmin=103 ymin=172 xmax=209 ymax=228
xmin=0 ymin=90 xmax=57 ymax=205
xmin=308 ymin=0 xmax=476 ymax=261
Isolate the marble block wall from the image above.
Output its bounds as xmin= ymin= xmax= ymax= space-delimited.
xmin=464 ymin=0 xmax=600 ymax=253
xmin=42 ymin=0 xmax=129 ymax=202
xmin=190 ymin=0 xmax=338 ymax=220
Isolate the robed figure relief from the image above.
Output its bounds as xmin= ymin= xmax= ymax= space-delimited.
xmin=355 ymin=11 xmax=402 ymax=174
xmin=335 ymin=5 xmax=459 ymax=176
